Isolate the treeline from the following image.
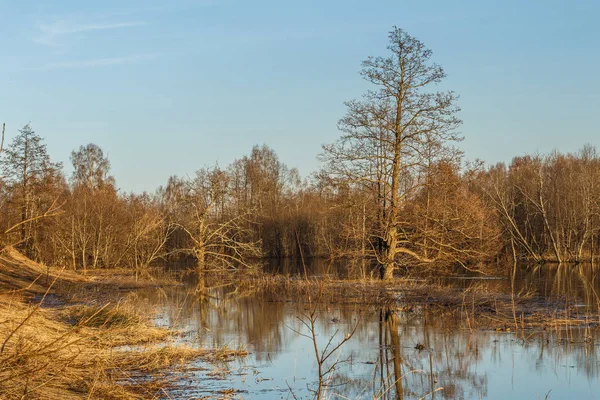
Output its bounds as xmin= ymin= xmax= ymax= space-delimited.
xmin=0 ymin=27 xmax=598 ymax=278
xmin=480 ymin=147 xmax=600 ymax=264
xmin=0 ymin=124 xmax=597 ymax=277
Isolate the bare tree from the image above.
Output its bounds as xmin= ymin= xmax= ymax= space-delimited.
xmin=320 ymin=27 xmax=461 ymax=279
xmin=70 ymin=143 xmax=114 ymax=189
xmin=402 ymin=162 xmax=501 ymax=272
xmin=172 ymin=167 xmax=262 ymax=279
xmin=477 ymin=147 xmax=600 ymax=263
xmin=116 ymin=194 xmax=169 ymax=279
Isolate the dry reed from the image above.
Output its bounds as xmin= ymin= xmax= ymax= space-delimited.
xmin=0 ymin=247 xmax=246 ymax=399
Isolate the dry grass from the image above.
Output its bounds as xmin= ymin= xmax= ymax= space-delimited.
xmin=239 ymin=273 xmax=598 ymax=332
xmin=0 ymin=247 xmax=246 ymax=399
xmin=236 ymin=274 xmax=407 ymax=305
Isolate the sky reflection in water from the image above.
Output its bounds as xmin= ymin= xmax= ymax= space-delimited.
xmin=140 ymin=263 xmax=600 ymax=399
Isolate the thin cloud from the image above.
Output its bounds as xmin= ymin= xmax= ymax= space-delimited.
xmin=33 ymin=19 xmax=146 ymax=47
xmin=37 ymin=54 xmax=156 ymax=70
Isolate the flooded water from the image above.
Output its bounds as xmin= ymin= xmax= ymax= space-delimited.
xmin=139 ymin=261 xmax=600 ymax=399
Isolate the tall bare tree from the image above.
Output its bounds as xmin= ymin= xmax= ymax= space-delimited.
xmin=320 ymin=27 xmax=461 ymax=279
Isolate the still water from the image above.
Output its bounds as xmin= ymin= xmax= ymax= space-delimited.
xmin=138 ymin=261 xmax=600 ymax=399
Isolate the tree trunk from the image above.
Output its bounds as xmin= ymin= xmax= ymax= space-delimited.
xmin=538 ymin=188 xmax=562 ymax=263
xmin=195 ymin=246 xmax=206 ymax=293
xmin=385 ymin=309 xmax=404 ymax=399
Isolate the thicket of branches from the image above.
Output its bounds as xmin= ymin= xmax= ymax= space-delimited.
xmin=0 ymin=28 xmax=598 ymax=278
xmin=0 ymin=125 xmax=597 ymax=278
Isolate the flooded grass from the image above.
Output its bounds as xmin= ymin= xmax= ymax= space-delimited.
xmin=234 ymin=273 xmax=600 ymax=336
xmin=3 ymin=248 xmax=600 ymax=398
xmin=131 ymin=264 xmax=600 ymax=399
xmin=142 ymin=277 xmax=600 ymax=399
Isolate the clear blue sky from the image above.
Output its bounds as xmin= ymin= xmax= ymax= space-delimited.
xmin=1 ymin=0 xmax=598 ymax=193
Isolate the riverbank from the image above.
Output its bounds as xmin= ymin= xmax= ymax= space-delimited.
xmin=2 ymin=249 xmax=597 ymax=399
xmin=0 ymin=247 xmax=246 ymax=399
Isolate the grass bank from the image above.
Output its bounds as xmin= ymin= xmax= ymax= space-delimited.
xmin=0 ymin=247 xmax=246 ymax=399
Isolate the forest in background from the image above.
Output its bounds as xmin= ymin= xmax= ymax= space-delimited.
xmin=1 ymin=28 xmax=599 ymax=280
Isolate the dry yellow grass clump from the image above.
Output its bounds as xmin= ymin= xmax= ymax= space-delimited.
xmin=0 ymin=247 xmax=246 ymax=399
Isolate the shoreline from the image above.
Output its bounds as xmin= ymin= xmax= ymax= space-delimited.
xmin=0 ymin=248 xmax=246 ymax=399
xmin=2 ymin=247 xmax=598 ymax=398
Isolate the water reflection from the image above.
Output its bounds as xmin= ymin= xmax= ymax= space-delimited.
xmin=141 ymin=263 xmax=600 ymax=399
xmin=269 ymin=259 xmax=600 ymax=309
xmin=265 ymin=257 xmax=375 ymax=279
xmin=442 ymin=263 xmax=600 ymax=308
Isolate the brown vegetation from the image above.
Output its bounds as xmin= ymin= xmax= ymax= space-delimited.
xmin=0 ymin=247 xmax=246 ymax=399
xmin=240 ymin=273 xmax=600 ymax=332
xmin=479 ymin=147 xmax=600 ymax=263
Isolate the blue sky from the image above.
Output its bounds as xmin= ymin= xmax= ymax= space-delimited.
xmin=1 ymin=0 xmax=598 ymax=193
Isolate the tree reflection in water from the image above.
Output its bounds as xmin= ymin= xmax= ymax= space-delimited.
xmin=137 ymin=264 xmax=600 ymax=399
